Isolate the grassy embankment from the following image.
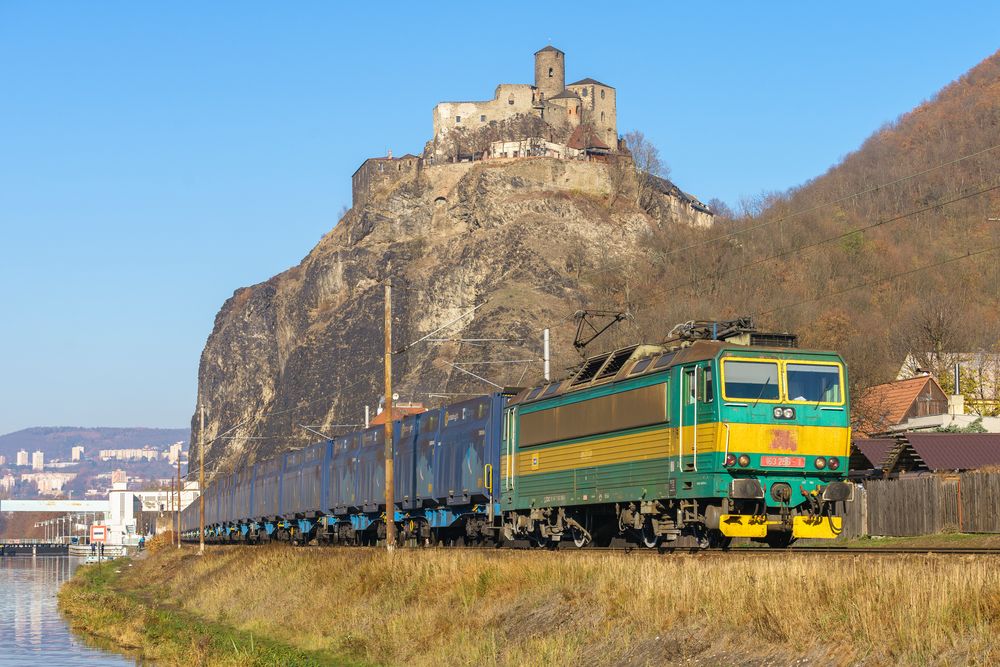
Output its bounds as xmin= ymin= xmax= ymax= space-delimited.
xmin=58 ymin=541 xmax=350 ymax=666
xmin=60 ymin=540 xmax=1000 ymax=666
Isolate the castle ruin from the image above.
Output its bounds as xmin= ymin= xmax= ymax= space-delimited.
xmin=430 ymin=46 xmax=617 ymax=161
xmin=352 ymin=46 xmax=621 ymax=208
xmin=349 ymin=46 xmax=711 ymax=228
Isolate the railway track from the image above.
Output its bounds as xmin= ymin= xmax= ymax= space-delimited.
xmin=190 ymin=538 xmax=1000 ymax=556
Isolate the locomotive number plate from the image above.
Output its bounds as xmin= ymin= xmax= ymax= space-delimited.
xmin=761 ymin=455 xmax=805 ymax=468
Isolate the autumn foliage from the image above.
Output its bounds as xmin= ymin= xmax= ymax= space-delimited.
xmin=580 ymin=49 xmax=1000 ymax=415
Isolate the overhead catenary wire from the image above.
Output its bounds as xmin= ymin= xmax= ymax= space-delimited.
xmin=443 ymin=361 xmax=504 ymax=389
xmin=519 ymin=142 xmax=1000 ymax=297
xmin=661 ymin=141 xmax=1000 ymax=258
xmin=394 ymin=302 xmax=487 ymax=355
xmin=661 ymin=180 xmax=1000 ymax=296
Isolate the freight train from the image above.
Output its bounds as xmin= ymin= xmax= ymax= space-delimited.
xmin=181 ymin=321 xmax=853 ymax=548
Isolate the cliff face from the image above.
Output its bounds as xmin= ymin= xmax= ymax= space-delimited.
xmin=194 ymin=158 xmax=711 ymax=470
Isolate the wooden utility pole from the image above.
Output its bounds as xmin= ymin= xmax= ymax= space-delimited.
xmin=383 ymin=281 xmax=396 ymax=551
xmin=176 ymin=450 xmax=182 ymax=549
xmin=199 ymin=403 xmax=205 ymax=556
xmin=169 ymin=474 xmax=175 ymax=545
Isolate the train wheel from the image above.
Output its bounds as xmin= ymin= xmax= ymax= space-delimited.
xmin=708 ymin=530 xmax=732 ymax=549
xmin=641 ymin=521 xmax=661 ymax=549
xmin=570 ymin=525 xmax=590 ymax=548
xmin=765 ymin=532 xmax=794 ymax=549
xmin=528 ymin=531 xmax=549 ymax=549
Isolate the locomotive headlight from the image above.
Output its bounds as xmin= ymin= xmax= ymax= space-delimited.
xmin=737 ymin=454 xmax=751 ymax=468
xmin=828 ymin=457 xmax=840 ymax=471
xmin=782 ymin=408 xmax=794 ymax=419
xmin=725 ymin=454 xmax=737 ymax=467
xmin=772 ymin=407 xmax=783 ymax=419
xmin=814 ymin=457 xmax=827 ymax=470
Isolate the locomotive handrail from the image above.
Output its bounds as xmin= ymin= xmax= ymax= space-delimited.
xmin=693 ymin=367 xmax=699 ymax=472
xmin=677 ymin=377 xmax=683 ymax=471
xmin=723 ymin=422 xmax=731 ymax=462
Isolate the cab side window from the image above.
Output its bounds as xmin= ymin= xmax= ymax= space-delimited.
xmin=701 ymin=366 xmax=714 ymax=403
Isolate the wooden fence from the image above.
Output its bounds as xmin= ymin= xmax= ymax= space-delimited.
xmin=839 ymin=472 xmax=1000 ymax=537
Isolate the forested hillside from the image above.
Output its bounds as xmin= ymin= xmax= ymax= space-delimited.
xmin=594 ymin=49 xmax=1000 ymax=396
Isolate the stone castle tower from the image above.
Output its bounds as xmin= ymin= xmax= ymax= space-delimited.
xmin=534 ymin=46 xmax=565 ymax=100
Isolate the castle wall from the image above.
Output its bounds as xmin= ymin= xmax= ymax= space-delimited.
xmin=352 ymin=155 xmax=422 ymax=208
xmin=567 ymin=82 xmax=618 ymax=148
xmin=546 ymin=97 xmax=581 ymax=128
xmin=432 ymin=84 xmax=537 ymax=144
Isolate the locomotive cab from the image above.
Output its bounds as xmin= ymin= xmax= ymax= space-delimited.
xmin=712 ymin=352 xmax=853 ymax=543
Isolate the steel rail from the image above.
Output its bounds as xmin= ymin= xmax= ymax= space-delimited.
xmin=184 ymin=539 xmax=1000 ymax=556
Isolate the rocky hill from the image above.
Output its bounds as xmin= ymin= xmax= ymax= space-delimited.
xmin=194 ymin=157 xmax=710 ymax=470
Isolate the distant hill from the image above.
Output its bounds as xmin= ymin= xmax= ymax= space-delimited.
xmin=0 ymin=427 xmax=188 ymax=461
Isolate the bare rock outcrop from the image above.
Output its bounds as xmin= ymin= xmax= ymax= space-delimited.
xmin=192 ymin=157 xmax=707 ymax=471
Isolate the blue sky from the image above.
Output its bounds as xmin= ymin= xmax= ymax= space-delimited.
xmin=1 ymin=2 xmax=997 ymax=434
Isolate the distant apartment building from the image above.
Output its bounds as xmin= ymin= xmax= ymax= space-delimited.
xmin=99 ymin=447 xmax=159 ymax=462
xmin=19 ymin=472 xmax=76 ymax=495
xmin=166 ymin=442 xmax=184 ymax=465
xmin=31 ymin=450 xmax=44 ymax=471
xmin=71 ymin=445 xmax=85 ymax=461
xmin=16 ymin=450 xmax=28 ymax=466
xmin=0 ymin=473 xmax=15 ymax=492
xmin=0 ymin=455 xmax=6 ymax=466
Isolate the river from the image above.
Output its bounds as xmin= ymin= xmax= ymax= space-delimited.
xmin=0 ymin=556 xmax=132 ymax=665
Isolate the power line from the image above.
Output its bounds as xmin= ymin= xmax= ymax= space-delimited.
xmin=521 ymin=142 xmax=1000 ymax=296
xmin=662 ymin=180 xmax=1000 ymax=296
xmin=663 ymin=141 xmax=1000 ymax=258
xmin=756 ymin=243 xmax=1000 ymax=317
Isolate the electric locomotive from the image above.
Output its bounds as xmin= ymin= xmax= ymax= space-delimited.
xmin=500 ymin=322 xmax=853 ymax=548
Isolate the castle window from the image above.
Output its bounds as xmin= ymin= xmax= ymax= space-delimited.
xmin=508 ymin=93 xmax=515 ymax=105
xmin=480 ymin=115 xmax=486 ymax=122
xmin=601 ymin=111 xmax=605 ymax=122
xmin=548 ymin=67 xmax=553 ymax=78
xmin=455 ymin=115 xmax=461 ymax=123
xmin=601 ymin=89 xmax=606 ymax=99
xmin=582 ymin=88 xmax=588 ymax=97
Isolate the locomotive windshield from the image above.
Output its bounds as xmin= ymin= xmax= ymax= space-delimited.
xmin=786 ymin=363 xmax=843 ymax=404
xmin=722 ymin=360 xmax=780 ymax=400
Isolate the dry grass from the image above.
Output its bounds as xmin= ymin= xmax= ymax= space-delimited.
xmin=74 ymin=545 xmax=1000 ymax=666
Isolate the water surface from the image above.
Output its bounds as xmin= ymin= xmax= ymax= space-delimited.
xmin=0 ymin=556 xmax=132 ymax=665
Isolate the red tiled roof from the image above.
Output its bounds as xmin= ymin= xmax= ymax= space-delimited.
xmin=855 ymin=375 xmax=944 ymax=434
xmin=904 ymin=433 xmax=1000 ymax=471
xmin=567 ymin=124 xmax=610 ymax=151
xmin=852 ymin=438 xmax=896 ymax=469
xmin=369 ymin=405 xmax=425 ymax=426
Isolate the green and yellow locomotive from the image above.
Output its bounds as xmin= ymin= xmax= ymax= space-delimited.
xmin=500 ymin=322 xmax=853 ymax=548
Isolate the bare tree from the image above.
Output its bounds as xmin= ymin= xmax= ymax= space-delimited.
xmin=623 ymin=130 xmax=669 ymax=213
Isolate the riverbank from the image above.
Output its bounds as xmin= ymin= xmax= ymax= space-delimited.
xmin=60 ymin=543 xmax=1000 ymax=666
xmin=58 ymin=555 xmax=348 ymax=665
